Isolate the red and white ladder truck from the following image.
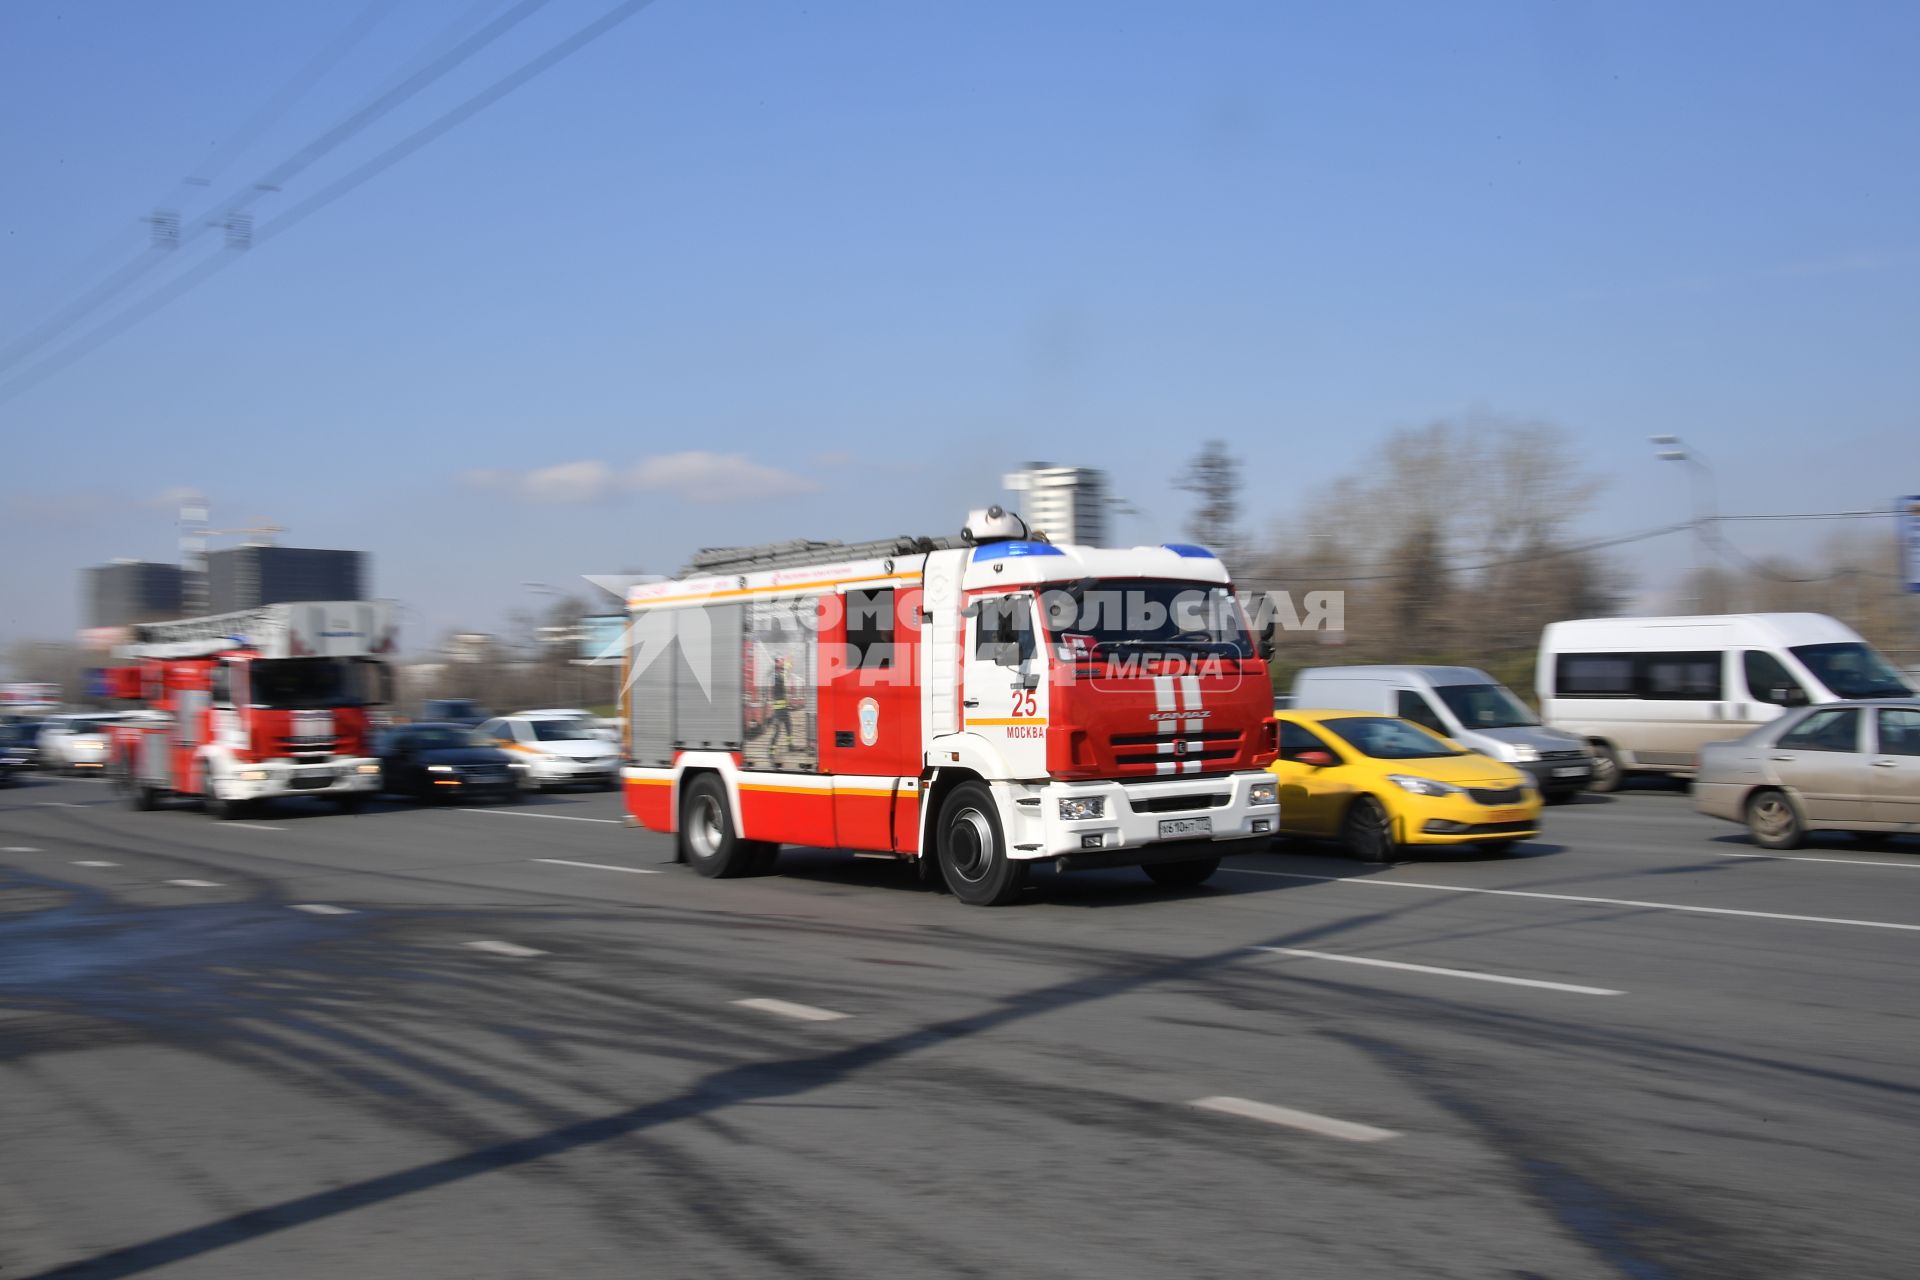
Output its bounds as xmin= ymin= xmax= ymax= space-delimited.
xmin=620 ymin=506 xmax=1281 ymax=905
xmin=104 ymin=601 xmax=397 ymax=818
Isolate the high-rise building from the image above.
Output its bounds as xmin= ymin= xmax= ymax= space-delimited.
xmin=206 ymin=546 xmax=366 ymax=613
xmin=85 ymin=560 xmax=186 ymax=628
xmin=1002 ymin=463 xmax=1111 ymax=546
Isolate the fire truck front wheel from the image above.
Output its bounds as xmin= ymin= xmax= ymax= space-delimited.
xmin=937 ymin=782 xmax=1027 ymax=907
xmin=680 ymin=773 xmax=762 ymax=878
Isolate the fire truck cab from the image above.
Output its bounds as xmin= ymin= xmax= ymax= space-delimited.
xmin=107 ymin=601 xmax=396 ymax=818
xmin=622 ymin=507 xmax=1281 ymax=905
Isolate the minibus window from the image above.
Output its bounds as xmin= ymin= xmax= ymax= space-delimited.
xmin=1789 ymin=643 xmax=1913 ymax=699
xmin=1743 ymin=651 xmax=1808 ymax=707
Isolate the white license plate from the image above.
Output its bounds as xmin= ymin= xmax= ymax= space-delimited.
xmin=1159 ymin=817 xmax=1211 ymax=839
xmin=1552 ymin=766 xmax=1588 ymax=778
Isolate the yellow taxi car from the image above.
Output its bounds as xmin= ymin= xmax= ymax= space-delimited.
xmin=1271 ymin=710 xmax=1542 ymax=861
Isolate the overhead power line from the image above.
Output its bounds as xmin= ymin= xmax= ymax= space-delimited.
xmin=0 ymin=0 xmax=558 ymax=382
xmin=0 ymin=0 xmax=399 ymax=376
xmin=1243 ymin=508 xmax=1907 ymax=587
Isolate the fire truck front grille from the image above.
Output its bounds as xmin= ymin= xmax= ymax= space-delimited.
xmin=1109 ymin=730 xmax=1240 ymax=747
xmin=1128 ymin=793 xmax=1231 ymax=813
xmin=277 ymin=735 xmax=337 ymax=760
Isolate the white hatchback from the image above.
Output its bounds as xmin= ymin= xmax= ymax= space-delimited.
xmin=39 ymin=715 xmax=118 ymax=774
xmin=477 ymin=713 xmax=621 ymax=791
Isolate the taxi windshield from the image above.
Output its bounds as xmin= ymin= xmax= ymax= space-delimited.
xmin=1323 ymin=716 xmax=1465 ymax=760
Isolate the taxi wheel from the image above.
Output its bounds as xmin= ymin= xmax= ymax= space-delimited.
xmin=1341 ymin=797 xmax=1398 ymax=863
xmin=1745 ymin=788 xmax=1805 ymax=850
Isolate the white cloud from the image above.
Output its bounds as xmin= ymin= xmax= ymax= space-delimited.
xmin=460 ymin=452 xmax=819 ymax=506
xmin=525 ymin=460 xmax=618 ymax=504
xmin=626 ymin=451 xmax=820 ymax=503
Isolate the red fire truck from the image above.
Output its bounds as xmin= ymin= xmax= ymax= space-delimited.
xmin=622 ymin=507 xmax=1281 ymax=905
xmin=105 ymin=601 xmax=396 ymax=818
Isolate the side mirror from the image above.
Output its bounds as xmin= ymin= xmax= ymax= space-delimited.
xmin=1784 ymin=687 xmax=1809 ymax=707
xmin=1295 ymin=750 xmax=1336 ymax=768
xmin=1016 ymin=670 xmax=1040 ymax=690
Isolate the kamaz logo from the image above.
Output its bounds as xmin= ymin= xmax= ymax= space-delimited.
xmin=1147 ymin=709 xmax=1211 ymax=722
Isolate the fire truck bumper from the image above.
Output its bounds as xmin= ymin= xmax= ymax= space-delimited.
xmin=1011 ymin=771 xmax=1280 ymax=862
xmin=221 ymin=758 xmax=383 ymax=800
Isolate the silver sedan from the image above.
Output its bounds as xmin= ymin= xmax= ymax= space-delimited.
xmin=1694 ymin=699 xmax=1920 ymax=848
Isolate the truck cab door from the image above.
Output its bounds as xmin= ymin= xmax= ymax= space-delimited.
xmin=961 ymin=592 xmax=1048 ymax=779
xmin=820 ymin=587 xmax=925 ymax=851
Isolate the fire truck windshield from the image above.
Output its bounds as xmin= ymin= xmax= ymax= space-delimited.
xmin=1040 ymin=579 xmax=1252 ymax=660
xmin=249 ymin=658 xmax=379 ymax=709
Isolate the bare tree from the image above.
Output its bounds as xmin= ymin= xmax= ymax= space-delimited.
xmin=1175 ymin=439 xmax=1245 ymax=569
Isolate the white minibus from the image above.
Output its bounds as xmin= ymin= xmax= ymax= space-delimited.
xmin=1537 ymin=612 xmax=1914 ymax=790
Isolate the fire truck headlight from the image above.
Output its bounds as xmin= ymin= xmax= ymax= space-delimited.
xmin=1057 ymin=796 xmax=1105 ymax=821
xmin=239 ymin=769 xmax=268 ymax=782
xmin=1249 ymin=781 xmax=1278 ymax=806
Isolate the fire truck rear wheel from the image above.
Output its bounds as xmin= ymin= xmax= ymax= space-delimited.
xmin=680 ymin=773 xmax=755 ymax=878
xmin=937 ymin=782 xmax=1026 ymax=906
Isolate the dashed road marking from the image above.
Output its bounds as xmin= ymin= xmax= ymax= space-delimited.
xmin=165 ymin=879 xmax=224 ymax=888
xmin=458 ymin=808 xmax=622 ymax=824
xmin=290 ymin=903 xmax=356 ymax=915
xmin=1250 ymin=946 xmax=1623 ymax=996
xmin=1221 ymin=867 xmax=1920 ymax=932
xmin=72 ymin=860 xmax=118 ymax=867
xmin=532 ymin=857 xmax=660 ymax=874
xmin=1191 ymin=1096 xmax=1398 ymax=1142
xmin=1716 ymin=850 xmax=1920 ymax=869
xmin=464 ymin=940 xmax=547 ymax=958
xmin=223 ymin=823 xmax=287 ymax=832
xmin=732 ymin=998 xmax=850 ymax=1022
xmin=3 ymin=846 xmax=41 ymax=853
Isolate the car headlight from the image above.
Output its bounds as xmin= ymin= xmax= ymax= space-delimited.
xmin=1249 ymin=780 xmax=1277 ymax=806
xmin=1510 ymin=744 xmax=1540 ymax=763
xmin=1058 ymin=796 xmax=1105 ymax=821
xmin=358 ymin=763 xmax=382 ymax=774
xmin=1387 ymin=774 xmax=1462 ymax=798
xmin=239 ymin=769 xmax=268 ymax=782
xmin=427 ymin=764 xmax=455 ymax=774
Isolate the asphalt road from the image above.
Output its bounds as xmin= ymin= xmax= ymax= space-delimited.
xmin=3 ymin=774 xmax=1918 ymax=1279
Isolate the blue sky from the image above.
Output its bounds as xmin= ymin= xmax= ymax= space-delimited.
xmin=3 ymin=0 xmax=1916 ymax=650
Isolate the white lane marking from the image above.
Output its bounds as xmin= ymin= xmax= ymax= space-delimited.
xmin=458 ymin=808 xmax=622 ymax=824
xmin=1191 ymin=1096 xmax=1398 ymax=1143
xmin=72 ymin=860 xmax=118 ymax=867
xmin=1221 ymin=867 xmax=1920 ymax=933
xmin=732 ymin=997 xmax=850 ymax=1022
xmin=1716 ymin=851 xmax=1920 ymax=869
xmin=290 ymin=903 xmax=356 ymax=915
xmin=36 ymin=802 xmax=83 ymax=808
xmin=533 ymin=857 xmax=660 ymax=874
xmin=3 ymin=846 xmax=42 ymax=853
xmin=1250 ymin=946 xmax=1623 ymax=996
xmin=464 ymin=940 xmax=547 ymax=958
xmin=166 ymin=879 xmax=224 ymax=888
xmin=223 ymin=822 xmax=287 ymax=832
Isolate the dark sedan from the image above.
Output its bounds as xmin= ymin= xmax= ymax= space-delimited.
xmin=378 ymin=723 xmax=520 ymax=803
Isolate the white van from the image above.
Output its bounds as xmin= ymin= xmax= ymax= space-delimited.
xmin=1291 ymin=666 xmax=1594 ymax=801
xmin=1537 ymin=612 xmax=1915 ymax=790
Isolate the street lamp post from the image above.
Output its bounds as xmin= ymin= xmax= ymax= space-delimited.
xmin=1649 ymin=435 xmax=1721 ymax=610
